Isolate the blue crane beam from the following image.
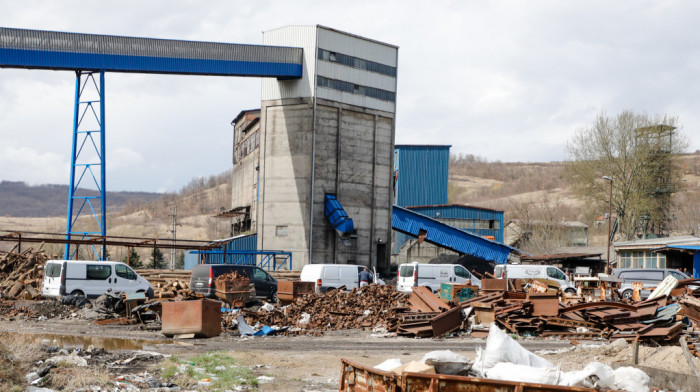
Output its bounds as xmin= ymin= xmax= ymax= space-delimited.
xmin=0 ymin=27 xmax=303 ymax=78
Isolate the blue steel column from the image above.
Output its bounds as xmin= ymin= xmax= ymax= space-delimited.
xmin=100 ymin=70 xmax=106 ymax=259
xmin=64 ymin=71 xmax=81 ymax=259
xmin=64 ymin=70 xmax=107 ymax=260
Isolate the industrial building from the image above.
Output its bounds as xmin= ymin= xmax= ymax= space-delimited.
xmin=228 ymin=25 xmax=398 ymax=273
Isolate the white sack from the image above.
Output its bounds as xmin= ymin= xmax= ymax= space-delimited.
xmin=297 ymin=313 xmax=311 ymax=325
xmin=421 ymin=350 xmax=469 ymax=364
xmin=613 ymin=367 xmax=650 ymax=392
xmin=374 ymin=358 xmax=402 ymax=372
xmin=485 ymin=362 xmax=561 ymax=385
xmin=473 ymin=323 xmax=553 ymax=376
xmin=559 ymin=362 xmax=615 ymax=389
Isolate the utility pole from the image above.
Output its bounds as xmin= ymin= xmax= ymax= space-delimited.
xmin=169 ymin=205 xmax=181 ymax=269
xmin=603 ymin=176 xmax=613 ymax=274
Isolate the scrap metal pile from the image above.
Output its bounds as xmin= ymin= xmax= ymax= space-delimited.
xmin=390 ymin=277 xmax=700 ymax=345
xmin=0 ymin=247 xmax=47 ymax=299
xmin=240 ymin=284 xmax=408 ymax=333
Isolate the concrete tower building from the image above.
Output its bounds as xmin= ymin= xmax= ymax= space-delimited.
xmin=231 ymin=25 xmax=398 ymax=272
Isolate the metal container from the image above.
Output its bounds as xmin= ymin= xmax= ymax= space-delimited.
xmin=440 ymin=283 xmax=478 ymax=302
xmin=161 ymin=299 xmax=221 ymax=338
xmin=277 ymin=280 xmax=315 ymax=304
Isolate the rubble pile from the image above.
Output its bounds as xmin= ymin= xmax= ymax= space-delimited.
xmin=242 ymin=284 xmax=408 ymax=333
xmin=136 ymin=269 xmax=193 ymax=299
xmin=0 ymin=248 xmax=47 ymax=299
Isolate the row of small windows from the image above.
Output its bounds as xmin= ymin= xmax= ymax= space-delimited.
xmin=317 ymin=76 xmax=396 ymax=102
xmin=618 ymin=251 xmax=667 ymax=269
xmin=318 ymin=48 xmax=397 ymax=77
xmin=234 ymin=130 xmax=259 ymax=164
xmin=440 ymin=218 xmax=499 ymax=231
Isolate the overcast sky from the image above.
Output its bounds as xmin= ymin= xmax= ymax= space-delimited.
xmin=1 ymin=1 xmax=699 ymax=193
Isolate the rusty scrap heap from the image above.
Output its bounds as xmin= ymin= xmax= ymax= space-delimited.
xmin=243 ymin=284 xmax=408 ymax=332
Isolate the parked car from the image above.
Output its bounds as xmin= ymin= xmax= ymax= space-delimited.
xmin=612 ymin=268 xmax=691 ymax=300
xmin=300 ymin=264 xmax=384 ymax=293
xmin=396 ymin=262 xmax=481 ymax=294
xmin=190 ymin=264 xmax=278 ymax=302
xmin=41 ymin=260 xmax=153 ymax=299
xmin=493 ymin=264 xmax=576 ymax=294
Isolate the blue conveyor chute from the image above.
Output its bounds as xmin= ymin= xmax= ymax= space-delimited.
xmin=324 ymin=194 xmax=354 ymax=235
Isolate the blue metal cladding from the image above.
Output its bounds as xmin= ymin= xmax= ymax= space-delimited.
xmin=392 ymin=205 xmax=513 ymax=264
xmin=205 ymin=234 xmax=258 ymax=264
xmin=324 ymin=194 xmax=354 ymax=234
xmin=0 ymin=27 xmax=303 ymax=78
xmin=394 ymin=145 xmax=450 ymax=207
xmin=409 ymin=205 xmax=504 ymax=243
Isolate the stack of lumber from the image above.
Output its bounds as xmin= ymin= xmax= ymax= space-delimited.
xmin=0 ymin=246 xmax=47 ymax=299
xmin=136 ymin=269 xmax=193 ymax=299
xmin=270 ymin=270 xmax=301 ymax=280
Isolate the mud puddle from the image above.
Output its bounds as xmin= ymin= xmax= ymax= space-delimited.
xmin=8 ymin=332 xmax=172 ymax=351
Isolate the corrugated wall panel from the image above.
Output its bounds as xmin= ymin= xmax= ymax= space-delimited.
xmin=394 ymin=145 xmax=450 ymax=207
xmin=317 ymin=26 xmax=398 ymax=66
xmin=262 ymin=26 xmax=317 ymax=100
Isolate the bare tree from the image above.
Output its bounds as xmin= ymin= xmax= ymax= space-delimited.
xmin=564 ymin=111 xmax=688 ymax=240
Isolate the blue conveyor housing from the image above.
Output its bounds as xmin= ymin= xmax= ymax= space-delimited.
xmin=324 ymin=194 xmax=354 ymax=235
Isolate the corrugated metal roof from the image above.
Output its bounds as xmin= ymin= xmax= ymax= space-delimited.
xmin=392 ymin=205 xmax=514 ymax=264
xmin=614 ymin=235 xmax=700 ymax=249
xmin=0 ymin=27 xmax=303 ymax=77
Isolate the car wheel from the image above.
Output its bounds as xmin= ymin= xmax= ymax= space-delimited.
xmin=622 ymin=289 xmax=633 ymax=300
xmin=71 ymin=290 xmax=85 ymax=297
xmin=271 ymin=290 xmax=278 ymax=304
xmin=564 ymin=288 xmax=576 ymax=295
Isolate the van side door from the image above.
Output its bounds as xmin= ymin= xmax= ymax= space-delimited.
xmin=340 ymin=266 xmax=359 ymax=289
xmin=85 ymin=263 xmax=113 ymax=297
xmin=114 ymin=264 xmax=141 ymax=293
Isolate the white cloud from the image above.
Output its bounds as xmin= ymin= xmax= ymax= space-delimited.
xmin=0 ymin=146 xmax=67 ymax=184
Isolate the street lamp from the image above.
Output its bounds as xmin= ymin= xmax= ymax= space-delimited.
xmin=603 ymin=176 xmax=613 ymax=274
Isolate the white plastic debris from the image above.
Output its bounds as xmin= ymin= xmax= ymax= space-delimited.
xmin=259 ymin=302 xmax=275 ymax=312
xmin=257 ymin=375 xmax=275 ymax=383
xmin=485 ymin=362 xmax=561 ymax=385
xmin=45 ymin=354 xmax=88 ymax=367
xmin=421 ymin=350 xmax=471 ymax=376
xmin=559 ymin=362 xmax=615 ymax=389
xmin=363 ymin=309 xmax=372 ymax=316
xmin=374 ymin=358 xmax=402 ymax=372
xmin=473 ymin=323 xmax=553 ymax=376
xmin=647 ymin=275 xmax=678 ymax=300
xmin=298 ymin=313 xmax=311 ymax=325
xmin=613 ymin=366 xmax=650 ymax=392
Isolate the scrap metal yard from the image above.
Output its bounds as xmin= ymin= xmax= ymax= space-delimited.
xmin=1 ymin=248 xmax=700 ymax=391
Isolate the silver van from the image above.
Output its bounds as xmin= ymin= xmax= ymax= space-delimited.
xmin=396 ymin=263 xmax=481 ymax=293
xmin=493 ymin=264 xmax=576 ymax=294
xmin=42 ymin=260 xmax=153 ymax=299
xmin=612 ymin=268 xmax=690 ymax=300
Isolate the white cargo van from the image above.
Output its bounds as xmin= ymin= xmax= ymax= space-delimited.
xmin=493 ymin=264 xmax=575 ymax=294
xmin=396 ymin=263 xmax=481 ymax=293
xmin=41 ymin=260 xmax=153 ymax=299
xmin=300 ymin=264 xmax=383 ymax=293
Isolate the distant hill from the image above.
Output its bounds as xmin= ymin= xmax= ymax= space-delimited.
xmin=0 ymin=181 xmax=161 ymax=217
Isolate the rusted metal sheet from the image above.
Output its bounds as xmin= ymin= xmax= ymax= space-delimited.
xmin=430 ymin=306 xmax=463 ymax=337
xmin=481 ymin=278 xmax=508 ymax=292
xmin=559 ymin=301 xmax=637 ymax=314
xmin=340 ymin=359 xmax=399 ymax=392
xmin=276 ymin=280 xmax=314 ymax=303
xmin=410 ymin=286 xmax=452 ymax=313
xmin=401 ymin=371 xmax=615 ymax=392
xmin=161 ymin=299 xmax=221 ymax=338
xmin=527 ymin=293 xmax=559 ymax=316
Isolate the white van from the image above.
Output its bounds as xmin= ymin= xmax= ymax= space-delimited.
xmin=396 ymin=263 xmax=481 ymax=293
xmin=300 ymin=264 xmax=383 ymax=293
xmin=42 ymin=260 xmax=153 ymax=299
xmin=493 ymin=264 xmax=575 ymax=294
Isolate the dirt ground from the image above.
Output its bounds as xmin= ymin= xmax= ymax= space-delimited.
xmin=0 ymin=316 xmax=572 ymax=391
xmin=1 ymin=304 xmax=698 ymax=391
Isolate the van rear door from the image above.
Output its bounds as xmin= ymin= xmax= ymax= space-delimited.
xmin=397 ymin=264 xmax=416 ymax=292
xmin=42 ymin=261 xmax=64 ymax=297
